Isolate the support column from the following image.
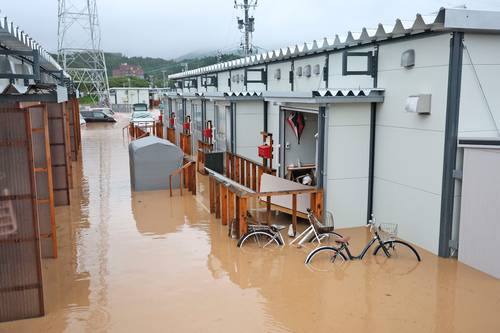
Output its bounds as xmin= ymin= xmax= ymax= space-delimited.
xmin=367 ymin=102 xmax=377 ymax=222
xmin=317 ymin=105 xmax=327 ymax=189
xmin=439 ymin=32 xmax=464 ymax=258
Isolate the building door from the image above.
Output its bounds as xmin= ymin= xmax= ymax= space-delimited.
xmin=214 ymin=104 xmax=225 ymax=152
xmin=225 ymin=105 xmax=233 ymax=153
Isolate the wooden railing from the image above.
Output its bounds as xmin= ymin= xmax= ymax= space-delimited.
xmin=207 ymin=170 xmax=322 ymax=237
xmin=169 ymin=159 xmax=196 ymax=196
xmin=196 ymin=140 xmax=213 ymax=175
xmin=179 ymin=133 xmax=192 ymax=155
xmin=167 ymin=127 xmax=176 ymax=144
xmin=225 ymin=152 xmax=276 ymax=192
xmin=124 ymin=122 xmax=164 ymax=141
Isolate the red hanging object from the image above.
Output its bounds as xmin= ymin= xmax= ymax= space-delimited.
xmin=203 ymin=128 xmax=213 ymax=139
xmin=169 ymin=117 xmax=175 ymax=126
xmin=159 ymin=115 xmax=163 ymax=123
xmin=258 ymin=144 xmax=272 ymax=159
xmin=287 ymin=112 xmax=306 ymax=144
xmin=183 ymin=122 xmax=190 ymax=130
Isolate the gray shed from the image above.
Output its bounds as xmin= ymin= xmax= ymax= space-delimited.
xmin=129 ymin=136 xmax=184 ymax=191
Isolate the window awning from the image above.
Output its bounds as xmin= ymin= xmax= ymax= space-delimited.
xmin=0 ymin=83 xmax=68 ymax=103
xmin=203 ymin=91 xmax=264 ymax=101
xmin=263 ymin=89 xmax=384 ymax=104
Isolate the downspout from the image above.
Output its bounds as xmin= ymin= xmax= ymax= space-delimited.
xmin=230 ymin=102 xmax=236 ymax=153
xmin=367 ymin=46 xmax=379 ymax=223
xmin=366 ymin=103 xmax=377 ymax=222
xmin=201 ymin=99 xmax=206 ymax=130
xmin=263 ymin=100 xmax=268 ymax=133
xmin=317 ymin=106 xmax=327 ymax=189
xmin=439 ymin=32 xmax=464 ymax=258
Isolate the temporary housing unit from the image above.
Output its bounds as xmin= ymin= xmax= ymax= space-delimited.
xmin=129 ymin=136 xmax=184 ymax=191
xmin=167 ymin=8 xmax=500 ymax=263
xmin=110 ymin=87 xmax=149 ymax=105
xmin=111 ymin=87 xmax=171 ymax=112
xmin=0 ymin=15 xmax=78 ymax=321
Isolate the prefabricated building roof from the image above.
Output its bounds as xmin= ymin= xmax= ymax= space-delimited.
xmin=168 ymin=7 xmax=500 ymax=80
xmin=129 ymin=135 xmax=179 ymax=151
xmin=0 ymin=16 xmax=69 ymax=78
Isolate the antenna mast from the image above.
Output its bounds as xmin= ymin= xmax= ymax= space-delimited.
xmin=234 ymin=0 xmax=258 ymax=56
xmin=58 ymin=0 xmax=110 ymax=105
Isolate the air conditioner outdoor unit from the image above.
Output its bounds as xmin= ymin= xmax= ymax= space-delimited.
xmin=313 ymin=64 xmax=321 ymax=75
xmin=304 ymin=65 xmax=312 ymax=78
xmin=274 ymin=68 xmax=281 ymax=80
xmin=296 ymin=66 xmax=303 ymax=77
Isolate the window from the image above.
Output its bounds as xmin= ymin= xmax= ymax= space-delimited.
xmin=93 ymin=112 xmax=105 ymax=118
xmin=192 ymin=104 xmax=202 ymax=132
xmin=342 ymin=51 xmax=374 ymax=76
xmin=177 ymin=101 xmax=184 ymax=124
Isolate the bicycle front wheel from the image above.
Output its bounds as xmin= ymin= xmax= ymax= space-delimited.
xmin=373 ymin=240 xmax=421 ymax=262
xmin=305 ymin=246 xmax=347 ymax=265
xmin=237 ymin=230 xmax=283 ymax=248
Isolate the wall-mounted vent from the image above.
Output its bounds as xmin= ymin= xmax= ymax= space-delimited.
xmin=304 ymin=65 xmax=312 ymax=78
xmin=274 ymin=68 xmax=281 ymax=80
xmin=296 ymin=66 xmax=303 ymax=77
xmin=313 ymin=64 xmax=321 ymax=75
xmin=401 ymin=49 xmax=415 ymax=68
xmin=405 ymin=94 xmax=431 ymax=114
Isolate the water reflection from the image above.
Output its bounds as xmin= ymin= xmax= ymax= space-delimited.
xmin=1 ymin=118 xmax=500 ymax=333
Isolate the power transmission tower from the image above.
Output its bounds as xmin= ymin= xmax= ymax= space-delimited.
xmin=58 ymin=0 xmax=110 ymax=105
xmin=234 ymin=0 xmax=258 ymax=56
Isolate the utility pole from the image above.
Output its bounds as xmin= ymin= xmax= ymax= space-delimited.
xmin=58 ymin=0 xmax=110 ymax=105
xmin=234 ymin=0 xmax=257 ymax=56
xmin=162 ymin=70 xmax=167 ymax=88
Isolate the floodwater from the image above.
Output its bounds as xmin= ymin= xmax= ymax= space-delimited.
xmin=1 ymin=115 xmax=500 ymax=333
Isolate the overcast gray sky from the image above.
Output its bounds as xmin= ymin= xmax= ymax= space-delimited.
xmin=2 ymin=0 xmax=500 ymax=59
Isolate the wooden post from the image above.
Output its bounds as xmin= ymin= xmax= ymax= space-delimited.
xmin=225 ymin=153 xmax=231 ymax=178
xmin=215 ymin=182 xmax=221 ymax=219
xmin=238 ymin=196 xmax=248 ymax=237
xmin=251 ymin=163 xmax=257 ymax=191
xmin=316 ymin=191 xmax=323 ymax=219
xmin=189 ymin=163 xmax=196 ymax=195
xmin=179 ymin=173 xmax=183 ymax=196
xmin=184 ymin=166 xmax=189 ymax=190
xmin=234 ymin=157 xmax=240 ymax=183
xmin=245 ymin=160 xmax=250 ymax=188
xmin=266 ymin=196 xmax=271 ymax=225
xmin=228 ymin=190 xmax=235 ymax=225
xmin=258 ymin=166 xmax=264 ymax=192
xmin=169 ymin=175 xmax=173 ymax=197
xmin=209 ymin=176 xmax=215 ymax=214
xmin=240 ymin=159 xmax=245 ymax=185
xmin=310 ymin=192 xmax=316 ymax=217
xmin=221 ymin=185 xmax=228 ymax=225
xmin=292 ymin=193 xmax=297 ymax=235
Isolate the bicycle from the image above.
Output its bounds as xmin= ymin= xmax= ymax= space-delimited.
xmin=305 ymin=215 xmax=421 ymax=265
xmin=237 ymin=209 xmax=342 ymax=249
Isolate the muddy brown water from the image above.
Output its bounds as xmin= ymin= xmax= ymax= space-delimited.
xmin=1 ymin=116 xmax=500 ymax=333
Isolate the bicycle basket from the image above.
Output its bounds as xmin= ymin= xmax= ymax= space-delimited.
xmin=379 ymin=223 xmax=398 ymax=240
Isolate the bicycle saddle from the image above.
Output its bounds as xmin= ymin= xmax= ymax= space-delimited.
xmin=270 ymin=224 xmax=286 ymax=232
xmin=335 ymin=236 xmax=351 ymax=243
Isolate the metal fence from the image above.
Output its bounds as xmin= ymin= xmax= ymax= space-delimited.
xmin=111 ymin=104 xmax=132 ymax=113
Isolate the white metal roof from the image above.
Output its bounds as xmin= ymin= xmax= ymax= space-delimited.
xmin=0 ymin=16 xmax=68 ymax=77
xmin=168 ymin=8 xmax=500 ymax=80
